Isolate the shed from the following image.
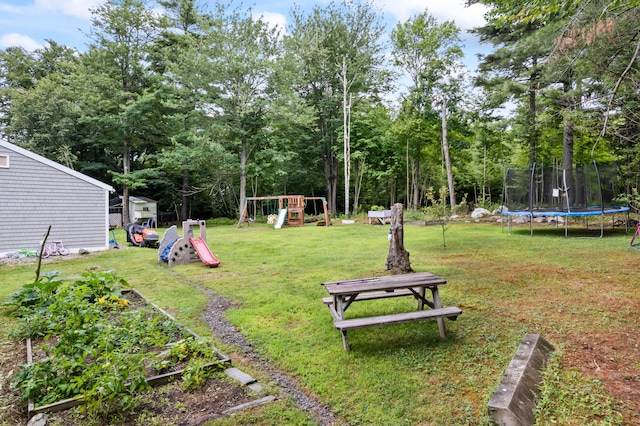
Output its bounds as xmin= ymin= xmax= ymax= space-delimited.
xmin=109 ymin=196 xmax=157 ymax=227
xmin=0 ymin=139 xmax=114 ymax=255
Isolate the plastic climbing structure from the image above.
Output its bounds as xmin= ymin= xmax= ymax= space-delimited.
xmin=158 ymin=219 xmax=220 ymax=267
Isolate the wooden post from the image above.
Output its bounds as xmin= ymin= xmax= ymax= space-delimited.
xmin=35 ymin=225 xmax=51 ymax=282
xmin=385 ymin=203 xmax=412 ymax=274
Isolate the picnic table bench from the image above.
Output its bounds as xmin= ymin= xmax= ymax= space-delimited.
xmin=322 ymin=272 xmax=462 ymax=350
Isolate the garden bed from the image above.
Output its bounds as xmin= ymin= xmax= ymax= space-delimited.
xmin=25 ymin=289 xmax=231 ymax=417
xmin=1 ymin=271 xmax=274 ymax=423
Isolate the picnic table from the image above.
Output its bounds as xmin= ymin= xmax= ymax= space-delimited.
xmin=367 ymin=209 xmax=392 ymax=224
xmin=322 ymin=272 xmax=462 ymax=350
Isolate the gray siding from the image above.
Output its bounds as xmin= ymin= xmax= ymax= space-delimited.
xmin=0 ymin=144 xmax=111 ymax=253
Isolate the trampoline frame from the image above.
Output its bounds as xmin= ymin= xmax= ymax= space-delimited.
xmin=502 ymin=207 xmax=630 ymax=237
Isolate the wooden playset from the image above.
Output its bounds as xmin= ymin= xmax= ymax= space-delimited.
xmin=239 ymin=195 xmax=330 ymax=228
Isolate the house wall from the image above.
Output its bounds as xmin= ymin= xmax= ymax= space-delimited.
xmin=0 ymin=143 xmax=111 ymax=254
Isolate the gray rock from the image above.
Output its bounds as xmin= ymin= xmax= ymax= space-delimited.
xmin=471 ymin=208 xmax=491 ymax=219
xmin=493 ymin=205 xmax=509 ymax=214
xmin=513 ymin=216 xmax=529 ymax=224
xmin=27 ymin=413 xmax=47 ymax=426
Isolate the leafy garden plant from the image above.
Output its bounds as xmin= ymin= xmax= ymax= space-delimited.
xmin=4 ymin=270 xmax=223 ymax=421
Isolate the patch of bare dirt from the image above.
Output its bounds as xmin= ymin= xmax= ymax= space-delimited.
xmin=44 ymin=373 xmax=254 ymax=426
xmin=0 ymin=338 xmax=25 ymax=424
xmin=561 ymin=331 xmax=640 ymax=426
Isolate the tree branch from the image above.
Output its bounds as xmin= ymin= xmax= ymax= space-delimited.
xmin=601 ymin=34 xmax=640 ymax=137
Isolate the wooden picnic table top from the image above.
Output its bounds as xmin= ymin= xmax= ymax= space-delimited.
xmin=323 ymin=272 xmax=446 ymax=296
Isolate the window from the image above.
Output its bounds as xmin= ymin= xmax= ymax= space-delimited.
xmin=0 ymin=155 xmax=8 ymax=168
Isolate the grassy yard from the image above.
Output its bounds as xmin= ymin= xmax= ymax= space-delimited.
xmin=1 ymin=219 xmax=638 ymax=425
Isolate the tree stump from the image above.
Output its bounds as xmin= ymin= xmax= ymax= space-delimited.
xmin=385 ymin=203 xmax=412 ymax=274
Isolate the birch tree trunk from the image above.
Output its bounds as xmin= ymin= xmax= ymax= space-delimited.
xmin=385 ymin=203 xmax=413 ymax=274
xmin=122 ymin=136 xmax=131 ymax=225
xmin=181 ymin=167 xmax=189 ymax=221
xmin=441 ymin=96 xmax=456 ymax=212
xmin=238 ymin=139 xmax=248 ymax=226
xmin=343 ymin=57 xmax=351 ymax=217
xmin=352 ymin=156 xmax=365 ymax=216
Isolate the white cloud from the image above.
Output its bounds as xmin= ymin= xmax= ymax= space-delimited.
xmin=0 ymin=33 xmax=43 ymax=51
xmin=253 ymin=11 xmax=288 ymax=34
xmin=374 ymin=0 xmax=488 ymax=31
xmin=35 ymin=0 xmax=100 ymax=20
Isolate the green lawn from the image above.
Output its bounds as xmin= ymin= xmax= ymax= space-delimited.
xmin=1 ymin=220 xmax=637 ymax=425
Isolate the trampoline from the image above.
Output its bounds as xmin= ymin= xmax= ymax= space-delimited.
xmin=501 ymin=161 xmax=630 ymax=237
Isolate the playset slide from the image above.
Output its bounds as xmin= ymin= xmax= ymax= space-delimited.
xmin=189 ymin=237 xmax=221 ymax=267
xmin=275 ymin=208 xmax=287 ymax=229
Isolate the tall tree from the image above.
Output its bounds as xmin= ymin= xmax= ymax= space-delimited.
xmin=473 ymin=0 xmax=640 ymax=176
xmin=287 ymin=0 xmax=388 ymax=214
xmin=85 ymin=0 xmax=163 ymax=225
xmin=151 ymin=0 xmax=207 ymax=221
xmin=341 ymin=56 xmax=353 ymax=216
xmin=0 ymin=42 xmax=80 ymax=154
xmin=391 ymin=10 xmax=463 ymax=210
xmin=472 ymin=18 xmax=547 ymax=165
xmin=195 ymin=7 xmax=293 ymax=222
xmin=349 ymin=100 xmax=396 ymax=212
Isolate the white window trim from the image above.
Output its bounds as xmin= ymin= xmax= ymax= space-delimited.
xmin=0 ymin=154 xmax=8 ymax=168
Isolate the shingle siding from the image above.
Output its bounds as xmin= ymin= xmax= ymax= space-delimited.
xmin=0 ymin=141 xmax=113 ymax=253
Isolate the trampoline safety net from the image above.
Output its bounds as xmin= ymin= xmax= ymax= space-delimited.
xmin=503 ymin=161 xmax=625 ymax=213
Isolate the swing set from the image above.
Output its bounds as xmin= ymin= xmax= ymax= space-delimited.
xmin=239 ymin=195 xmax=330 ymax=228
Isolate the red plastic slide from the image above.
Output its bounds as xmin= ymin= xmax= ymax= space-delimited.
xmin=189 ymin=237 xmax=221 ymax=268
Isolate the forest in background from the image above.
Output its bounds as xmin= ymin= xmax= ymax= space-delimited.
xmin=1 ymin=0 xmax=639 ymax=222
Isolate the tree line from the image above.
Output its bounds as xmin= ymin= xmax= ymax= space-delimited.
xmin=1 ymin=0 xmax=638 ymax=222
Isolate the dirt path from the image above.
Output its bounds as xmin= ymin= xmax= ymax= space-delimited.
xmin=201 ymin=291 xmax=343 ymax=425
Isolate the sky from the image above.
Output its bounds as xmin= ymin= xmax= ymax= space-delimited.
xmin=0 ymin=0 xmax=491 ymax=74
